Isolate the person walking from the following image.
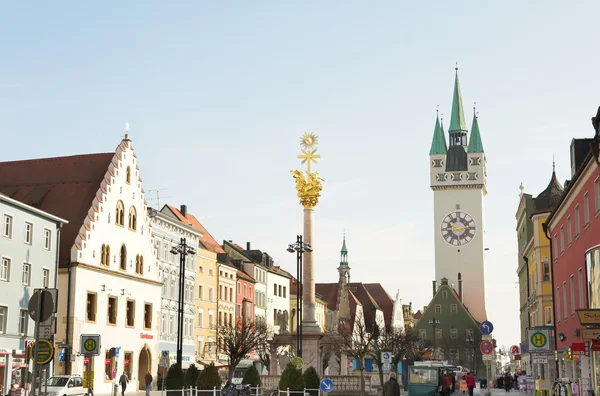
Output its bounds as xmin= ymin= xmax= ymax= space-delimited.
xmin=464 ymin=372 xmax=476 ymax=396
xmin=119 ymin=371 xmax=129 ymax=396
xmin=441 ymin=373 xmax=452 ymax=396
xmin=383 ymin=372 xmax=401 ymax=396
xmin=503 ymin=373 xmax=511 ymax=392
xmin=145 ymin=372 xmax=153 ymax=396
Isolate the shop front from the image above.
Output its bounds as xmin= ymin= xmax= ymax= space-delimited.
xmin=0 ymin=346 xmax=31 ymax=396
xmin=585 ymin=245 xmax=600 ymax=395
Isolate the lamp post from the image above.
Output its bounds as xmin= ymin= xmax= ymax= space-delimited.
xmin=287 ymin=235 xmax=313 ymax=358
xmin=170 ymin=237 xmax=196 ymax=370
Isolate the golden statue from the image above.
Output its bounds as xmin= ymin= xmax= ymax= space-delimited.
xmin=292 ymin=132 xmax=324 ymax=208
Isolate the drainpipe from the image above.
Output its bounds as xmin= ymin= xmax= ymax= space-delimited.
xmin=542 ymin=222 xmax=559 ymax=378
xmin=51 ymin=223 xmax=62 ymax=377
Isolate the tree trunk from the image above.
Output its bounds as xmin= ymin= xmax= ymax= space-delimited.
xmin=377 ymin=365 xmax=384 ymax=391
xmin=360 ymin=368 xmax=365 ymax=396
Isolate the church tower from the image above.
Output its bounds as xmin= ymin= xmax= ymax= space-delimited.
xmin=337 ymin=234 xmax=351 ymax=320
xmin=429 ymin=68 xmax=488 ymax=322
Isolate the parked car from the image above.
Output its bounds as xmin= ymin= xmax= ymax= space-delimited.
xmin=37 ymin=375 xmax=87 ymax=396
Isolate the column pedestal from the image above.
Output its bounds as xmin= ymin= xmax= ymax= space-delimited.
xmin=301 ymin=333 xmax=322 ymax=374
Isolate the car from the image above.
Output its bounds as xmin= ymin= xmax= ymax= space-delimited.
xmin=41 ymin=375 xmax=87 ymax=396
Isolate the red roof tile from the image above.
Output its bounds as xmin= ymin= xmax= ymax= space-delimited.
xmin=0 ymin=153 xmax=114 ymax=265
xmin=165 ymin=205 xmax=225 ymax=254
xmin=364 ymin=283 xmax=394 ymax=328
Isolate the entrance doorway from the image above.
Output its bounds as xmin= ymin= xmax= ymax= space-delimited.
xmin=138 ymin=346 xmax=151 ymax=391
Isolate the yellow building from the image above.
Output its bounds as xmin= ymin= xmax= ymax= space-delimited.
xmin=290 ymin=293 xmax=327 ymax=332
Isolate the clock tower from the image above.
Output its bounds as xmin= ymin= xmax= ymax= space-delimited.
xmin=429 ymin=69 xmax=487 ymax=322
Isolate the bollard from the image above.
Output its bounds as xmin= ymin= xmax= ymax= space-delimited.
xmin=213 ymin=386 xmax=216 ymax=396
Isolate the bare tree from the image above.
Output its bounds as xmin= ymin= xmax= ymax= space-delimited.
xmin=331 ymin=316 xmax=375 ymax=396
xmin=217 ymin=317 xmax=268 ymax=381
xmin=254 ymin=317 xmax=272 ymax=373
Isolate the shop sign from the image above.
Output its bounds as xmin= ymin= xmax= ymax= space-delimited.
xmin=532 ymin=354 xmax=548 ymax=364
xmin=572 ymin=342 xmax=586 ymax=355
xmin=140 ymin=333 xmax=154 ymax=339
xmin=582 ymin=329 xmax=600 ymax=340
xmin=576 ymin=309 xmax=600 ymax=325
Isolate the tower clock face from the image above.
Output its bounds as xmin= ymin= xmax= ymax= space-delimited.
xmin=440 ymin=211 xmax=477 ymax=246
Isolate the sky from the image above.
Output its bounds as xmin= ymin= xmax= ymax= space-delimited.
xmin=2 ymin=1 xmax=600 ymax=349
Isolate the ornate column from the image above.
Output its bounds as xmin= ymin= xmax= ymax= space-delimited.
xmin=269 ymin=343 xmax=278 ymax=375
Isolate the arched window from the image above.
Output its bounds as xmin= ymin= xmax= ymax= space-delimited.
xmin=126 ymin=166 xmax=131 ymax=184
xmin=116 ymin=201 xmax=125 ymax=226
xmin=128 ymin=206 xmax=137 ymax=231
xmin=100 ymin=244 xmax=106 ymax=266
xmin=120 ymin=244 xmax=127 ymax=270
xmin=135 ymin=254 xmax=144 ymax=275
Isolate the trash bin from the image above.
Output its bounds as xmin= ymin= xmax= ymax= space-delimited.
xmin=113 ymin=383 xmax=119 ymax=396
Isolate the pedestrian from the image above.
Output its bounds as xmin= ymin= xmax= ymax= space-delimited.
xmin=145 ymin=372 xmax=153 ymax=396
xmin=383 ymin=372 xmax=401 ymax=396
xmin=119 ymin=371 xmax=129 ymax=396
xmin=503 ymin=373 xmax=511 ymax=392
xmin=451 ymin=373 xmax=456 ymax=393
xmin=464 ymin=371 xmax=476 ymax=396
xmin=442 ymin=373 xmax=452 ymax=396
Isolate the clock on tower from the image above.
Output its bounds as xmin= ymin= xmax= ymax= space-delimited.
xmin=428 ymin=68 xmax=488 ymax=322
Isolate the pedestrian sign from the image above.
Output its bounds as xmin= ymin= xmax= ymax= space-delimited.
xmin=80 ymin=334 xmax=101 ymax=356
xmin=382 ymin=352 xmax=392 ymax=362
xmin=320 ymin=378 xmax=334 ymax=393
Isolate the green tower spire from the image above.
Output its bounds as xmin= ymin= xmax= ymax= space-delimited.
xmin=449 ymin=68 xmax=467 ymax=133
xmin=429 ymin=113 xmax=447 ymax=155
xmin=339 ymin=233 xmax=349 ymax=268
xmin=467 ymin=110 xmax=485 ymax=153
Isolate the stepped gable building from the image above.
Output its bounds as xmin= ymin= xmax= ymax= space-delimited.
xmin=546 ymin=110 xmax=600 ymax=387
xmin=0 ymin=134 xmax=161 ymax=393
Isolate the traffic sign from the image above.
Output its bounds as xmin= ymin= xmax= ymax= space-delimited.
xmin=480 ymin=341 xmax=493 ymax=355
xmin=527 ymin=329 xmax=550 ymax=351
xmin=382 ymin=352 xmax=392 ymax=363
xmin=28 ymin=289 xmax=58 ymax=322
xmin=320 ymin=378 xmax=334 ymax=393
xmin=29 ymin=339 xmax=55 ymax=365
xmin=479 ymin=321 xmax=494 ymax=335
xmin=80 ymin=334 xmax=101 ymax=356
xmin=510 ymin=345 xmax=520 ymax=355
xmin=291 ymin=356 xmax=304 ymax=370
xmin=161 ymin=350 xmax=169 ymax=358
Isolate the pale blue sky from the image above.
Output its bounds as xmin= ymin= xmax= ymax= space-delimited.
xmin=2 ymin=1 xmax=600 ymax=349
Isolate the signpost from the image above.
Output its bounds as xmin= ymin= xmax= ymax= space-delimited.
xmin=80 ymin=334 xmax=101 ymax=396
xmin=479 ymin=321 xmax=494 ymax=396
xmin=320 ymin=378 xmax=334 ymax=394
xmin=29 ymin=288 xmax=59 ymax=396
xmin=527 ymin=329 xmax=550 ymax=352
xmin=382 ymin=351 xmax=392 ymax=371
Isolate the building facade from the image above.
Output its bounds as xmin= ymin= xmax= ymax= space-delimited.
xmin=150 ymin=205 xmax=201 ymax=369
xmin=216 ymin=262 xmax=236 ymax=363
xmin=429 ymin=70 xmax=488 ymax=322
xmin=0 ymin=195 xmax=67 ymax=394
xmin=547 ymin=136 xmax=600 ymax=389
xmin=236 ymin=270 xmax=255 ymax=323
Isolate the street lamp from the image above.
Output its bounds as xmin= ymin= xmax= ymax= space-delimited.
xmin=287 ymin=235 xmax=312 ymax=358
xmin=170 ymin=237 xmax=196 ymax=370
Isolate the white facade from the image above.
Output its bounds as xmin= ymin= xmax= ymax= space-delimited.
xmin=243 ymin=262 xmax=267 ymax=320
xmin=151 ymin=208 xmax=201 ymax=369
xmin=391 ymin=290 xmax=405 ymax=330
xmin=57 ymin=137 xmax=162 ymax=394
xmin=430 ymin=149 xmax=488 ymax=322
xmin=265 ymin=269 xmax=290 ymax=334
xmin=217 ymin=264 xmax=236 ymax=326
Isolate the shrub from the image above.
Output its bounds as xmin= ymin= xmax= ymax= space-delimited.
xmin=242 ymin=365 xmax=261 ymax=387
xmin=185 ymin=364 xmax=200 ymax=387
xmin=197 ymin=363 xmax=222 ymax=390
xmin=165 ymin=364 xmax=185 ymax=396
xmin=302 ymin=366 xmax=320 ymax=389
xmin=279 ymin=362 xmax=305 ymax=391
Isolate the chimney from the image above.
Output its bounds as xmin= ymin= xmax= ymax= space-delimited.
xmin=458 ymin=272 xmax=463 ymax=303
xmin=246 ymin=242 xmax=251 ymax=251
xmin=180 ymin=205 xmax=187 ymax=217
xmin=432 ymin=280 xmax=437 ymax=297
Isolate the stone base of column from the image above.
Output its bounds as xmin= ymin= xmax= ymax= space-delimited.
xmin=301 ymin=320 xmax=321 ymax=334
xmin=301 ymin=332 xmax=323 ymax=374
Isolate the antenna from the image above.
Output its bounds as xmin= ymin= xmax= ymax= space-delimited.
xmin=147 ymin=188 xmax=173 ymax=209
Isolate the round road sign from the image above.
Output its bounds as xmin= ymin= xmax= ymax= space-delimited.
xmin=480 ymin=341 xmax=493 ymax=355
xmin=29 ymin=339 xmax=55 ymax=365
xmin=28 ymin=290 xmax=54 ymax=322
xmin=291 ymin=356 xmax=303 ymax=370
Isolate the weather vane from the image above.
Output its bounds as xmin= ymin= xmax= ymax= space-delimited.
xmin=297 ymin=132 xmax=320 ymax=174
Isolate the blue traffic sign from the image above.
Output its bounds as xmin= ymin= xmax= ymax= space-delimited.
xmin=161 ymin=350 xmax=169 ymax=358
xmin=115 ymin=347 xmax=120 ymax=358
xmin=320 ymin=378 xmax=334 ymax=393
xmin=480 ymin=321 xmax=494 ymax=335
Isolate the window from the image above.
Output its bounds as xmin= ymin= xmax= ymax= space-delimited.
xmin=209 ymin=312 xmax=214 ymax=328
xmin=418 ymin=329 xmax=426 ymax=339
xmin=124 ymin=352 xmax=133 ymax=379
xmin=44 ymin=229 xmax=51 ymax=250
xmin=579 ymin=268 xmax=584 ymax=309
xmin=101 ymin=244 xmax=111 ymax=266
xmin=105 ymin=350 xmax=116 ymax=380
xmin=560 ymin=226 xmax=565 ymax=253
xmin=164 ymin=243 xmax=168 ymax=260
xmin=570 ymin=275 xmax=576 ymax=315
xmin=595 ymin=177 xmax=600 ymax=214
xmin=567 ymin=217 xmax=572 ymax=245
xmin=116 ymin=201 xmax=125 ymax=226
xmin=283 ymin=286 xmax=287 ymax=298
xmin=128 ymin=206 xmax=137 ymax=230
xmin=575 ymin=205 xmax=581 ymax=236
xmin=22 ymin=263 xmax=31 ymax=286
xmin=435 ymin=329 xmax=442 ymax=339
xmin=144 ymin=303 xmax=152 ymax=329
xmin=442 ymin=290 xmax=447 ymax=298
xmin=107 ymin=296 xmax=118 ymax=325
xmin=237 ymin=304 xmax=242 ymax=318
xmin=219 ymin=312 xmax=223 ymax=326
xmin=1 ymin=257 xmax=10 ymax=281
xmin=450 ymin=328 xmax=458 ymax=339
xmin=198 ymin=311 xmax=204 ymax=328
xmin=249 ymin=287 xmax=252 ymax=298
xmin=87 ymin=292 xmax=97 ymax=322
xmin=219 ymin=285 xmax=223 ymax=300
xmin=199 ymin=265 xmax=204 ymax=273
xmin=435 ymin=304 xmax=441 ymax=314
xmin=169 ymin=315 xmax=174 ymax=334
xmin=0 ymin=306 xmax=6 ymax=334
xmin=198 ymin=285 xmax=204 ymax=300
xmin=126 ymin=166 xmax=131 ymax=184
xmin=274 ymin=284 xmax=277 ymax=295
xmin=135 ymin=255 xmax=144 ymax=275
xmin=3 ymin=214 xmax=13 ymax=238
xmin=120 ymin=244 xmax=127 ymax=270
xmin=170 ymin=277 xmax=175 ymax=298
xmin=466 ymin=328 xmax=474 ymax=341
xmin=545 ymin=306 xmax=552 ymax=325
xmin=24 ymin=222 xmax=33 ymax=245
xmin=450 ymin=304 xmax=457 ymax=313
xmin=161 ymin=314 xmax=166 ymax=334
xmin=19 ymin=309 xmax=28 ymax=334
xmin=553 ymin=236 xmax=558 ymax=260
xmin=237 ymin=283 xmax=241 ymax=295
xmin=584 ymin=192 xmax=590 ymax=226
xmin=209 ymin=268 xmax=214 ymax=276
xmin=229 ymin=288 xmax=232 ymax=302
xmin=543 ymin=259 xmax=550 ymax=281
xmin=126 ymin=300 xmax=135 ymax=327
xmin=556 ymin=287 xmax=561 ymax=322
xmin=562 ymin=282 xmax=568 ymax=320
xmin=42 ymin=268 xmax=50 ymax=288
xmin=209 ymin=287 xmax=214 ymax=302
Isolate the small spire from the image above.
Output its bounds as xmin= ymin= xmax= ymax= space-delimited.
xmin=124 ymin=122 xmax=131 ymax=141
xmin=552 ymin=154 xmax=556 ymax=173
xmin=341 ymin=232 xmax=348 ymax=254
xmin=519 ymin=182 xmax=525 ymax=198
xmin=449 ymin=67 xmax=467 ymax=133
xmin=455 ymin=61 xmax=458 ymax=71
xmin=430 ymin=111 xmax=448 ymax=155
xmin=467 ymin=110 xmax=484 ymax=153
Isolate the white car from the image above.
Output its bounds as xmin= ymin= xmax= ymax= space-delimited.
xmin=42 ymin=375 xmax=87 ymax=396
